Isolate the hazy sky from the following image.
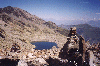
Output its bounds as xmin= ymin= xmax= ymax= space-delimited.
xmin=0 ymin=0 xmax=100 ymax=25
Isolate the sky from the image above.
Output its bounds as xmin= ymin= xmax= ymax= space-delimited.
xmin=0 ymin=0 xmax=100 ymax=25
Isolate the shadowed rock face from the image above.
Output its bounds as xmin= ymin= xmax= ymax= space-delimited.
xmin=59 ymin=39 xmax=70 ymax=59
xmin=0 ymin=33 xmax=5 ymax=38
xmin=46 ymin=57 xmax=69 ymax=66
xmin=79 ymin=36 xmax=84 ymax=54
xmin=0 ymin=28 xmax=6 ymax=38
xmin=11 ymin=43 xmax=20 ymax=52
xmin=0 ymin=58 xmax=19 ymax=66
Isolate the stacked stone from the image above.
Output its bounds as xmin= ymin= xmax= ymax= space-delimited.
xmin=58 ymin=27 xmax=92 ymax=66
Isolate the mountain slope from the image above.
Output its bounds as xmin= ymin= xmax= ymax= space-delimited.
xmin=87 ymin=20 xmax=100 ymax=27
xmin=0 ymin=6 xmax=68 ymax=52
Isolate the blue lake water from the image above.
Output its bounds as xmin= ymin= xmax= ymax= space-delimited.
xmin=31 ymin=42 xmax=58 ymax=50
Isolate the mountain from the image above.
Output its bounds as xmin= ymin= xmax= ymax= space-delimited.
xmin=86 ymin=20 xmax=100 ymax=27
xmin=0 ymin=6 xmax=100 ymax=66
xmin=59 ymin=24 xmax=100 ymax=44
xmin=58 ymin=20 xmax=100 ymax=28
xmin=0 ymin=6 xmax=68 ymax=52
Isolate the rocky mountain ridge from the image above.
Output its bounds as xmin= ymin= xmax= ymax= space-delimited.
xmin=0 ymin=6 xmax=69 ymax=49
xmin=0 ymin=6 xmax=69 ymax=66
xmin=87 ymin=20 xmax=100 ymax=27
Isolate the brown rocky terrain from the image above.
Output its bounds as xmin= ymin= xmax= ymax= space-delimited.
xmin=0 ymin=6 xmax=68 ymax=50
xmin=0 ymin=6 xmax=99 ymax=66
xmin=0 ymin=6 xmax=68 ymax=66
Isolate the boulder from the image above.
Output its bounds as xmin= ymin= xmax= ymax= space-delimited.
xmin=35 ymin=58 xmax=47 ymax=64
xmin=31 ymin=48 xmax=35 ymax=52
xmin=18 ymin=60 xmax=28 ymax=66
xmin=28 ymin=53 xmax=33 ymax=58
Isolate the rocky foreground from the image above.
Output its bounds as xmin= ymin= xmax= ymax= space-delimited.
xmin=0 ymin=6 xmax=100 ymax=66
xmin=0 ymin=27 xmax=100 ymax=66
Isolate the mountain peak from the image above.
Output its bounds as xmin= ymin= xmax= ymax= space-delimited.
xmin=5 ymin=6 xmax=13 ymax=8
xmin=0 ymin=6 xmax=15 ymax=13
xmin=0 ymin=6 xmax=34 ymax=21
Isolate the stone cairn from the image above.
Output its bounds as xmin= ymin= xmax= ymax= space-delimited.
xmin=58 ymin=27 xmax=91 ymax=66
